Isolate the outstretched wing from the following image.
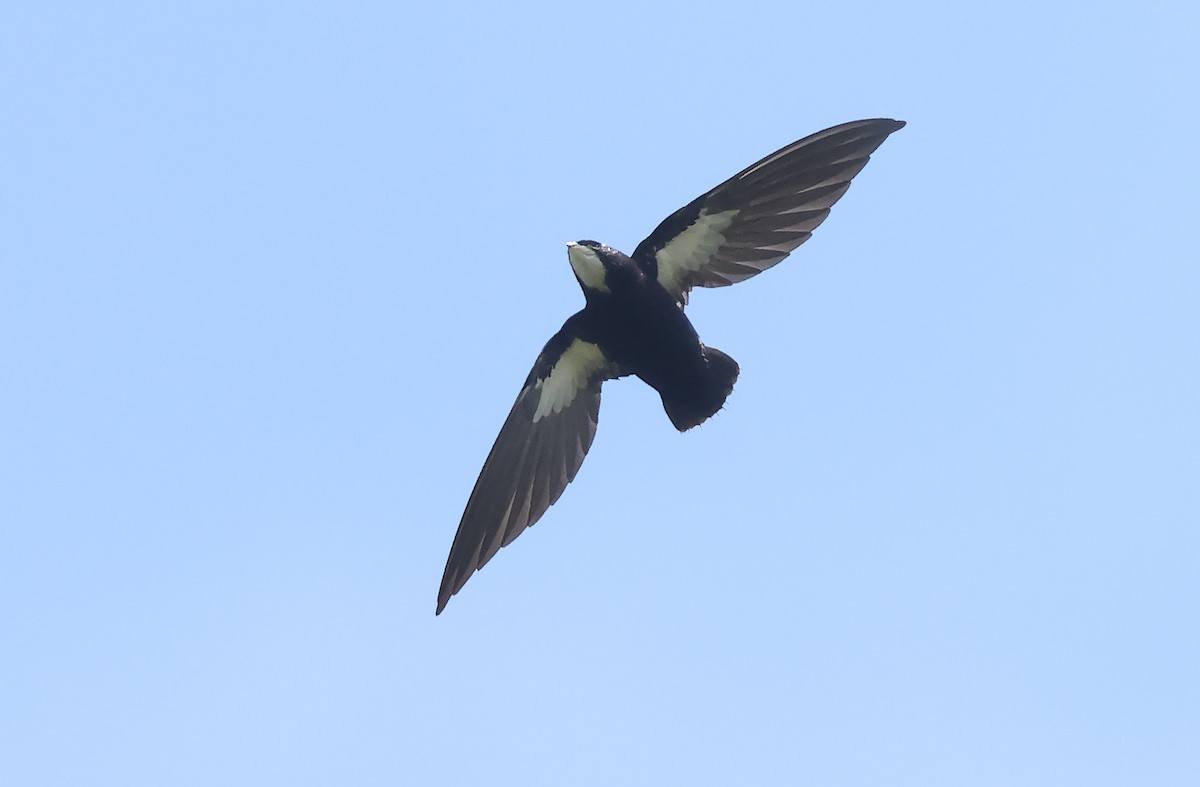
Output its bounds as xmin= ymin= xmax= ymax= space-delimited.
xmin=437 ymin=324 xmax=617 ymax=614
xmin=632 ymin=119 xmax=905 ymax=301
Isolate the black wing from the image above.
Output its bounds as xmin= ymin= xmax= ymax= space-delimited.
xmin=631 ymin=119 xmax=905 ymax=301
xmin=437 ymin=324 xmax=617 ymax=614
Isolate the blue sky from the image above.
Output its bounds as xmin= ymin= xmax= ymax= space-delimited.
xmin=2 ymin=2 xmax=1197 ymax=785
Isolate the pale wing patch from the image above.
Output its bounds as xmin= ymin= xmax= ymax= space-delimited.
xmin=655 ymin=208 xmax=738 ymax=293
xmin=532 ymin=339 xmax=608 ymax=422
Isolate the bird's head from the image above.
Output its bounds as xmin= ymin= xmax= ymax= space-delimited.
xmin=566 ymin=240 xmax=613 ymax=295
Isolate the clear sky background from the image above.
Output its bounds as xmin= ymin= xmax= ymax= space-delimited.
xmin=3 ymin=2 xmax=1197 ymax=785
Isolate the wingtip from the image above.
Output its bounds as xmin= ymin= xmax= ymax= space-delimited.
xmin=858 ymin=117 xmax=905 ymax=133
xmin=868 ymin=118 xmax=905 ymax=133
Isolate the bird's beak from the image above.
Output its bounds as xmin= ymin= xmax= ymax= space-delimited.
xmin=566 ymin=241 xmax=578 ymax=249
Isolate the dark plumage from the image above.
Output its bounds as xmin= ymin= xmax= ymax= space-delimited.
xmin=437 ymin=118 xmax=905 ymax=614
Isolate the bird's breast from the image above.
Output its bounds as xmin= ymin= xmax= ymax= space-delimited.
xmin=585 ymin=292 xmax=706 ymax=389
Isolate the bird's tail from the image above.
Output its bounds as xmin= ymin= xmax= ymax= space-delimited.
xmin=661 ymin=346 xmax=740 ymax=432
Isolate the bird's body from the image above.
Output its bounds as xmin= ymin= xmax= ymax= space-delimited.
xmin=437 ymin=118 xmax=906 ymax=614
xmin=562 ymin=242 xmax=738 ymax=431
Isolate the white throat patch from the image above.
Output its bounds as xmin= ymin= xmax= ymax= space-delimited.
xmin=567 ymin=243 xmax=610 ymax=293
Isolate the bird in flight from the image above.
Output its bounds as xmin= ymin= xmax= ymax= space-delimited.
xmin=437 ymin=118 xmax=905 ymax=614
